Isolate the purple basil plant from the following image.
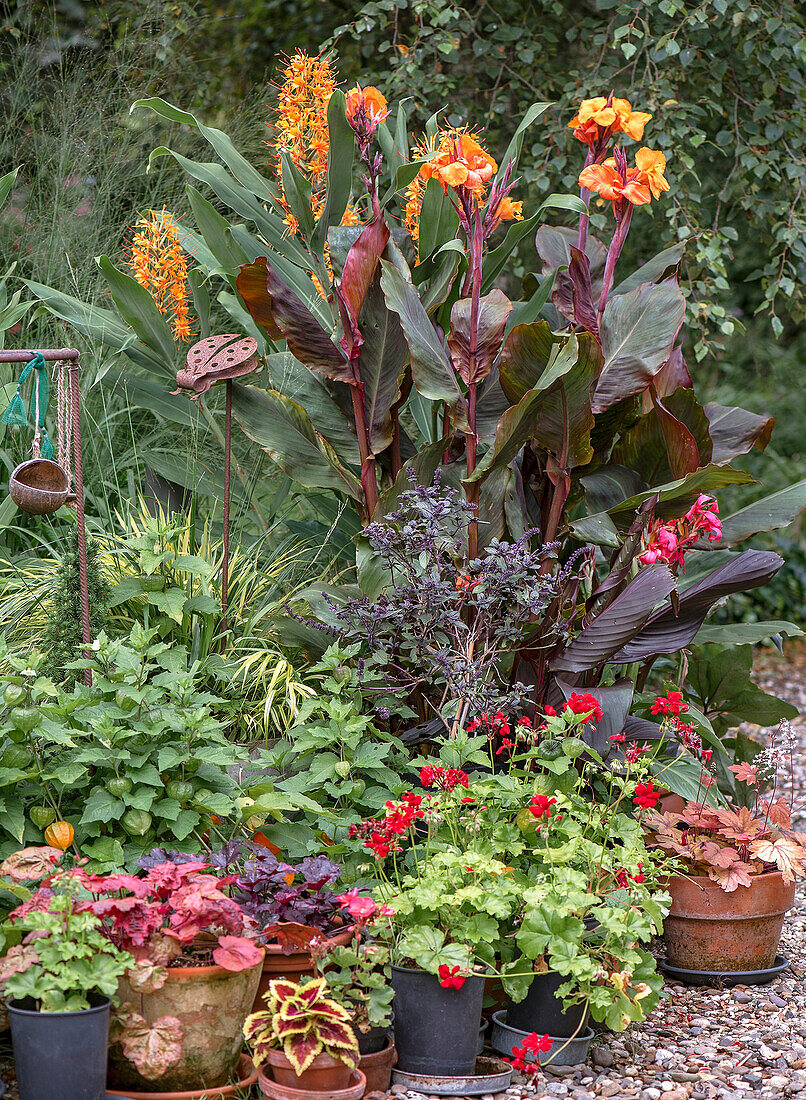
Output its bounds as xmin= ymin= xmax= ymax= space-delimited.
xmin=211 ymin=841 xmax=345 ymax=932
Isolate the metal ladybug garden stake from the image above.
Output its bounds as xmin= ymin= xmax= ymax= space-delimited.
xmin=173 ymin=334 xmax=259 ymax=650
xmin=0 ymin=348 xmax=92 ymax=682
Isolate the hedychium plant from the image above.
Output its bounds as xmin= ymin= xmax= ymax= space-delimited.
xmin=25 ymin=61 xmax=806 ymax=736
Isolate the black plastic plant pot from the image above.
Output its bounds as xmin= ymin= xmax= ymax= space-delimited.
xmin=505 ymin=969 xmax=588 ymax=1037
xmin=358 ymin=1025 xmax=390 ymax=1055
xmin=8 ymin=994 xmax=111 ymax=1100
xmin=391 ymin=965 xmax=485 ymax=1076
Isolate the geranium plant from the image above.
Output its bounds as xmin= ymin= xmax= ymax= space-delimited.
xmin=244 ymin=976 xmax=359 ymax=1076
xmin=0 ymin=863 xmax=133 ymax=1013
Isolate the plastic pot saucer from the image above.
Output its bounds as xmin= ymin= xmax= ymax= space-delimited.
xmin=658 ymin=954 xmax=789 ymax=988
xmin=391 ymin=1055 xmax=513 ymax=1096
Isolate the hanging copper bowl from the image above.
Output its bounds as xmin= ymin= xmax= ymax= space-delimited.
xmin=9 ymin=458 xmax=73 ymax=515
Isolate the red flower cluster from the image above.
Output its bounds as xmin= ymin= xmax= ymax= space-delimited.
xmin=616 ymin=862 xmax=645 ymax=888
xmin=625 ymin=742 xmax=651 ymax=764
xmin=419 ymin=766 xmax=469 ymax=790
xmin=468 ymin=710 xmax=510 ymax=736
xmin=650 ymin=690 xmax=688 ymax=717
xmin=563 ymin=692 xmax=603 ymax=724
xmin=633 ymin=782 xmax=661 ymax=810
xmin=438 ymin=964 xmax=466 ymax=990
xmin=504 ymin=1031 xmax=553 ymax=1074
xmin=639 ymin=495 xmax=722 ymax=570
xmin=528 ymin=794 xmax=557 ymax=821
xmin=349 ymin=792 xmax=425 ymax=859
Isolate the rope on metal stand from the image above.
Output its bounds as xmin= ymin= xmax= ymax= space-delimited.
xmin=56 ymin=360 xmax=73 ymax=490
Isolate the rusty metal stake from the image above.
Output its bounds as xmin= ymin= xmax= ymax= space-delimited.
xmin=221 ymin=378 xmax=232 ymax=652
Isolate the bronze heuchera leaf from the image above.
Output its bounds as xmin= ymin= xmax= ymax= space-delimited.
xmin=173 ymin=334 xmax=259 ymax=397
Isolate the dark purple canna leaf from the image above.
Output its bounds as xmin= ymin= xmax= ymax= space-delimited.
xmin=237 ymin=257 xmax=351 ymax=382
xmin=536 ymin=225 xmax=607 ymax=321
xmin=498 ymin=320 xmax=565 ymax=404
xmin=704 ymin=401 xmax=774 ymax=464
xmin=338 ymin=215 xmax=391 ymax=336
xmin=609 ymin=549 xmax=783 ymax=663
xmin=551 ymin=564 xmax=676 ymax=673
xmin=645 ymin=346 xmax=691 ymax=400
xmin=594 ymin=280 xmax=686 ymax=414
xmin=565 ymin=246 xmax=599 ymax=334
xmin=447 ymin=289 xmax=512 ymax=385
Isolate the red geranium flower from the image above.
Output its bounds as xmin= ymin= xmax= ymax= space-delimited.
xmin=438 ymin=964 xmax=466 ymax=990
xmin=528 ymin=794 xmax=557 ymax=820
xmin=650 ymin=690 xmax=687 ymax=717
xmin=633 ymin=781 xmax=660 ymax=810
xmin=563 ymin=692 xmax=603 ymax=724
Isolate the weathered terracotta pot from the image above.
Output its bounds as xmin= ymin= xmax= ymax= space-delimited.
xmin=258 ymin=1049 xmax=353 ymax=1091
xmin=663 ymin=872 xmax=795 ymax=971
xmin=107 ymin=955 xmax=263 ymax=1093
xmin=258 ymin=1066 xmax=366 ymax=1100
xmin=253 ymin=928 xmax=354 ymax=1014
xmin=359 ymin=1038 xmax=396 ymax=1092
xmin=105 ymin=1053 xmax=258 ymax=1098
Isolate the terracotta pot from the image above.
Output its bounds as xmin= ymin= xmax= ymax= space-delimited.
xmin=259 ymin=1049 xmax=355 ymax=1091
xmin=359 ymin=1038 xmax=396 ymax=1093
xmin=253 ymin=927 xmax=354 ymax=1014
xmin=663 ymin=871 xmax=795 ymax=971
xmin=258 ymin=1067 xmax=366 ymax=1100
xmin=657 ymin=790 xmax=686 ymax=815
xmin=105 ymin=1053 xmax=258 ymax=1099
xmin=107 ymin=954 xmax=263 ymax=1093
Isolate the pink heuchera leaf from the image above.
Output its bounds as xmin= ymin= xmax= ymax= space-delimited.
xmin=212 ymin=935 xmax=264 ymax=972
xmin=118 ymin=1012 xmax=184 ymax=1080
xmin=0 ymin=846 xmax=62 ymax=883
xmin=0 ymin=944 xmax=39 ymax=982
xmin=125 ymin=960 xmax=168 ymax=994
xmin=729 ymin=762 xmax=759 ymax=786
xmin=708 ymin=859 xmax=756 ymax=892
xmin=749 ymin=838 xmax=806 ymax=884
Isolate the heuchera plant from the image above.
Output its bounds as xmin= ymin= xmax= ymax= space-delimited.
xmin=1 ymin=850 xmax=263 ymax=1080
xmin=645 ymin=720 xmax=806 ymax=891
xmin=245 ymin=976 xmax=359 ymax=1076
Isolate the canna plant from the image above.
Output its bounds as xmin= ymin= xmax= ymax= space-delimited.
xmin=26 ymin=61 xmax=806 ymax=736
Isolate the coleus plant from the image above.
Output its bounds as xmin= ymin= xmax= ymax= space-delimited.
xmin=27 ymin=62 xmax=806 ymax=737
xmin=245 ymin=976 xmax=359 ymax=1076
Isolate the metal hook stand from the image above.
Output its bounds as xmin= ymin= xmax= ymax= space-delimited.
xmin=1 ymin=348 xmax=91 ymax=682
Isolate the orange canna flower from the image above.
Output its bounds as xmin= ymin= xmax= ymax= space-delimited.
xmin=570 ymin=96 xmax=618 ymax=130
xmin=569 ymin=95 xmax=652 ymax=144
xmin=634 ymin=147 xmax=669 ymax=199
xmin=346 ymin=85 xmax=389 ymax=128
xmin=420 ymin=133 xmax=497 ymax=194
xmin=492 ymin=196 xmax=523 ymax=222
xmin=405 ymin=127 xmax=475 ymax=245
xmin=127 ymin=209 xmax=195 ymax=343
xmin=611 ymin=98 xmax=653 ymax=141
xmin=578 ymin=161 xmax=650 ymax=207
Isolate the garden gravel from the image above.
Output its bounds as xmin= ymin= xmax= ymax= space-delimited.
xmin=0 ymin=648 xmax=803 ymax=1099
